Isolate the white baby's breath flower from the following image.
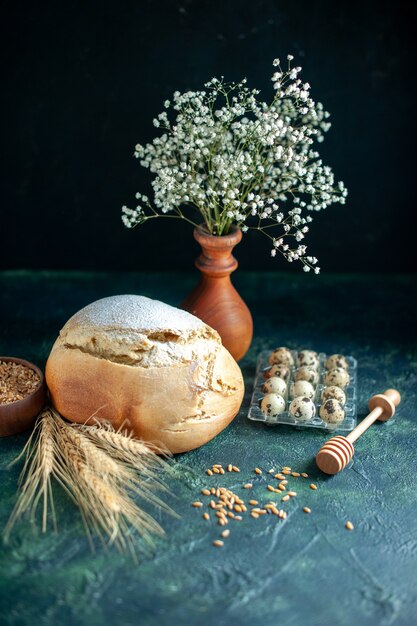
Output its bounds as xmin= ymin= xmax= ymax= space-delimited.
xmin=122 ymin=55 xmax=347 ymax=274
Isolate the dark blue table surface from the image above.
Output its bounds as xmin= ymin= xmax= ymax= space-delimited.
xmin=1 ymin=271 xmax=416 ymax=626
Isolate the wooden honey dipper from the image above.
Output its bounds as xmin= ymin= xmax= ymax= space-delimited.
xmin=316 ymin=389 xmax=401 ymax=475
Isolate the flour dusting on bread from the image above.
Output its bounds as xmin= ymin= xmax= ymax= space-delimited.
xmin=59 ymin=295 xmax=221 ymax=368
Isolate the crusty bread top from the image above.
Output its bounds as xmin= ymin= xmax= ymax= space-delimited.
xmin=58 ymin=294 xmax=221 ymax=368
xmin=64 ymin=295 xmax=207 ymax=334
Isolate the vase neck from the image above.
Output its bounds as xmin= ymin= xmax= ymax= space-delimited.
xmin=193 ymin=225 xmax=242 ymax=277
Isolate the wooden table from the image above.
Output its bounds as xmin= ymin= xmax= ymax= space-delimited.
xmin=1 ymin=271 xmax=416 ymax=626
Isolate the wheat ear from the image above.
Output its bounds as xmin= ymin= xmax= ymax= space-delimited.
xmin=79 ymin=423 xmax=174 ymax=491
xmin=63 ymin=421 xmax=173 ymax=515
xmin=79 ymin=423 xmax=171 ymax=469
xmin=4 ymin=406 xmax=176 ymax=554
xmin=4 ymin=409 xmax=61 ymax=539
xmin=57 ymin=424 xmax=165 ymax=551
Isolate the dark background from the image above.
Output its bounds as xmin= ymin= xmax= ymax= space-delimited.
xmin=1 ymin=0 xmax=416 ymax=273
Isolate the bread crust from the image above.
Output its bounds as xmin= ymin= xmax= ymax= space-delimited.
xmin=46 ymin=331 xmax=244 ymax=453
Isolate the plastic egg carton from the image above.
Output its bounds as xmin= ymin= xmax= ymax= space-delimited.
xmin=248 ymin=349 xmax=357 ymax=432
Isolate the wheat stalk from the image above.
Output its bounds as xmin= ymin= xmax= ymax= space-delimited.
xmin=59 ymin=427 xmax=163 ymax=551
xmin=4 ymin=410 xmax=60 ymax=539
xmin=80 ymin=421 xmax=171 ymax=462
xmin=4 ymin=406 xmax=175 ymax=555
xmin=78 ymin=424 xmax=173 ymax=487
xmin=61 ymin=421 xmax=173 ymax=523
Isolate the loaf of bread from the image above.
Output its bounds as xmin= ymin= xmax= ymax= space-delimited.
xmin=45 ymin=295 xmax=244 ymax=453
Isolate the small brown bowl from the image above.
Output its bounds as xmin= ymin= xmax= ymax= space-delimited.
xmin=0 ymin=357 xmax=47 ymax=437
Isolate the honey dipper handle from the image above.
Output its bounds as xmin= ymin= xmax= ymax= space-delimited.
xmin=346 ymin=407 xmax=382 ymax=443
xmin=383 ymin=389 xmax=401 ymax=406
xmin=346 ymin=388 xmax=401 ymax=444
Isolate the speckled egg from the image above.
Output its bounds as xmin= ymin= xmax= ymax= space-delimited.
xmin=321 ymin=385 xmax=346 ymax=406
xmin=289 ymin=396 xmax=316 ymax=422
xmin=319 ymin=399 xmax=345 ymax=424
xmin=297 ymin=350 xmax=320 ymax=370
xmin=323 ymin=367 xmax=350 ymax=389
xmin=260 ymin=393 xmax=286 ymax=417
xmin=262 ymin=376 xmax=287 ymax=397
xmin=290 ymin=380 xmax=315 ymax=400
xmin=294 ymin=366 xmax=319 ymax=386
xmin=325 ymin=354 xmax=349 ymax=371
xmin=264 ymin=363 xmax=291 ymax=381
xmin=268 ymin=347 xmax=294 ymax=367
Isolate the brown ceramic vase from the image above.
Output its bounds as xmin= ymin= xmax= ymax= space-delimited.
xmin=181 ymin=224 xmax=253 ymax=361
